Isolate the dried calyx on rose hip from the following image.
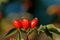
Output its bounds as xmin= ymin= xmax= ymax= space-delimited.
xmin=31 ymin=18 xmax=38 ymax=28
xmin=21 ymin=18 xmax=30 ymax=30
xmin=13 ymin=19 xmax=21 ymax=28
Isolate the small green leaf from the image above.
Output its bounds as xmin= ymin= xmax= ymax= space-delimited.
xmin=49 ymin=28 xmax=60 ymax=35
xmin=46 ymin=24 xmax=55 ymax=29
xmin=5 ymin=28 xmax=17 ymax=37
xmin=46 ymin=24 xmax=60 ymax=35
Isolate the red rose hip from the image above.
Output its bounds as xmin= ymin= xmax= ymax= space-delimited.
xmin=24 ymin=1 xmax=32 ymax=9
xmin=31 ymin=18 xmax=38 ymax=28
xmin=13 ymin=19 xmax=21 ymax=28
xmin=21 ymin=18 xmax=29 ymax=30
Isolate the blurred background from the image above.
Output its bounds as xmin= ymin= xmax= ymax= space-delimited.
xmin=0 ymin=0 xmax=60 ymax=40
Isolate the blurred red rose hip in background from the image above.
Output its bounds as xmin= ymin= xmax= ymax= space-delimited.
xmin=24 ymin=0 xmax=32 ymax=9
xmin=56 ymin=7 xmax=60 ymax=16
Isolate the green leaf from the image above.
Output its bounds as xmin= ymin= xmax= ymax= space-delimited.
xmin=46 ymin=24 xmax=60 ymax=35
xmin=5 ymin=28 xmax=17 ymax=38
xmin=46 ymin=24 xmax=55 ymax=29
xmin=49 ymin=28 xmax=60 ymax=35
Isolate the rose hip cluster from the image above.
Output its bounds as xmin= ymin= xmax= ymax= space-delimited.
xmin=13 ymin=18 xmax=38 ymax=30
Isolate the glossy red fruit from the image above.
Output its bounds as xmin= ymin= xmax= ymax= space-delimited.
xmin=31 ymin=18 xmax=38 ymax=28
xmin=21 ymin=18 xmax=29 ymax=30
xmin=13 ymin=20 xmax=21 ymax=28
